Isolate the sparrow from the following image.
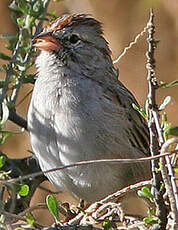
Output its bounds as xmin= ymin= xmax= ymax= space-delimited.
xmin=28 ymin=14 xmax=151 ymax=202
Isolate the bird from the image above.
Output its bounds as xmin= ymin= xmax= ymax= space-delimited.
xmin=28 ymin=14 xmax=151 ymax=203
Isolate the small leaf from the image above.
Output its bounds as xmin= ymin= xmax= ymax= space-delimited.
xmin=132 ymin=103 xmax=147 ymax=118
xmin=47 ymin=10 xmax=57 ymax=20
xmin=159 ymin=80 xmax=178 ymax=88
xmin=161 ymin=112 xmax=167 ymax=125
xmin=46 ymin=195 xmax=59 ymax=223
xmin=17 ymin=17 xmax=25 ymax=27
xmin=103 ymin=219 xmax=112 ymax=230
xmin=174 ymin=168 xmax=178 ymax=173
xmin=166 ymin=126 xmax=178 ymax=137
xmin=153 ymin=40 xmax=160 ymax=48
xmin=163 ymin=120 xmax=172 ymax=140
xmin=0 ymin=53 xmax=11 ymax=61
xmin=0 ymin=81 xmax=6 ymax=88
xmin=0 ymin=131 xmax=12 ymax=145
xmin=143 ymin=217 xmax=158 ymax=225
xmin=137 ymin=186 xmax=153 ymax=200
xmin=0 ymin=156 xmax=6 ymax=169
xmin=160 ymin=182 xmax=165 ymax=192
xmin=159 ymin=96 xmax=171 ymax=111
xmin=18 ymin=184 xmax=29 ymax=196
xmin=21 ymin=74 xmax=36 ymax=84
xmin=26 ymin=213 xmax=35 ymax=226
xmin=149 ymin=208 xmax=156 ymax=216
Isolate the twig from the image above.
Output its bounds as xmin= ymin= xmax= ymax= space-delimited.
xmin=19 ymin=202 xmax=67 ymax=218
xmin=3 ymin=148 xmax=177 ymax=185
xmin=16 ymin=89 xmax=33 ymax=107
xmin=113 ymin=24 xmax=149 ymax=64
xmin=160 ymin=138 xmax=178 ymax=229
xmin=0 ymin=209 xmax=27 ymax=222
xmin=100 ymin=180 xmax=152 ymax=203
xmin=0 ymin=209 xmax=45 ymax=229
xmin=146 ymin=9 xmax=167 ymax=229
xmin=19 ymin=203 xmax=47 ymax=216
xmin=69 ymin=180 xmax=152 ymax=225
xmin=38 ymin=184 xmax=60 ymax=194
xmin=8 ymin=109 xmax=27 ymax=130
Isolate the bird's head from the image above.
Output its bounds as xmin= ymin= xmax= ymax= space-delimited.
xmin=33 ymin=14 xmax=111 ymax=62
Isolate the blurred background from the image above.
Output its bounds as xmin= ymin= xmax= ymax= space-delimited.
xmin=0 ymin=0 xmax=178 ymax=225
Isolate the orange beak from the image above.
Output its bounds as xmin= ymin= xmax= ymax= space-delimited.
xmin=32 ymin=32 xmax=60 ymax=51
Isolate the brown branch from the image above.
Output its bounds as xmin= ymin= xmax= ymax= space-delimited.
xmin=69 ymin=180 xmax=152 ymax=225
xmin=160 ymin=138 xmax=178 ymax=229
xmin=146 ymin=9 xmax=167 ymax=229
xmin=4 ymin=148 xmax=178 ymax=185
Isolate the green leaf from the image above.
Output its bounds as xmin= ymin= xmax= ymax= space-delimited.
xmin=0 ymin=131 xmax=12 ymax=145
xmin=46 ymin=195 xmax=59 ymax=223
xmin=174 ymin=168 xmax=178 ymax=173
xmin=143 ymin=217 xmax=158 ymax=225
xmin=153 ymin=39 xmax=160 ymax=48
xmin=47 ymin=10 xmax=58 ymax=20
xmin=17 ymin=0 xmax=30 ymax=15
xmin=0 ymin=81 xmax=6 ymax=88
xmin=159 ymin=80 xmax=178 ymax=88
xmin=159 ymin=96 xmax=171 ymax=111
xmin=160 ymin=182 xmax=165 ymax=192
xmin=26 ymin=213 xmax=35 ymax=226
xmin=137 ymin=186 xmax=153 ymax=200
xmin=18 ymin=184 xmax=29 ymax=196
xmin=17 ymin=17 xmax=25 ymax=27
xmin=166 ymin=126 xmax=178 ymax=137
xmin=132 ymin=103 xmax=147 ymax=119
xmin=162 ymin=115 xmax=172 ymax=140
xmin=103 ymin=219 xmax=112 ymax=230
xmin=33 ymin=0 xmax=44 ymax=16
xmin=161 ymin=112 xmax=167 ymax=124
xmin=148 ymin=208 xmax=156 ymax=216
xmin=0 ymin=53 xmax=11 ymax=61
xmin=0 ymin=156 xmax=6 ymax=169
xmin=21 ymin=74 xmax=36 ymax=84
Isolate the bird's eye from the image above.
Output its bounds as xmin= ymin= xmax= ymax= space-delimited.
xmin=69 ymin=34 xmax=80 ymax=44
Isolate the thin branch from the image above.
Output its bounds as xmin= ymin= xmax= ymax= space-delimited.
xmin=4 ymin=147 xmax=178 ymax=184
xmin=19 ymin=202 xmax=67 ymax=218
xmin=160 ymin=138 xmax=178 ymax=228
xmin=113 ymin=24 xmax=149 ymax=64
xmin=0 ymin=210 xmax=27 ymax=222
xmin=8 ymin=109 xmax=27 ymax=130
xmin=146 ymin=9 xmax=167 ymax=229
xmin=69 ymin=180 xmax=152 ymax=225
xmin=16 ymin=89 xmax=33 ymax=107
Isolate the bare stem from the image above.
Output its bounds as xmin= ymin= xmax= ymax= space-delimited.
xmin=146 ymin=9 xmax=167 ymax=229
xmin=146 ymin=9 xmax=178 ymax=229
